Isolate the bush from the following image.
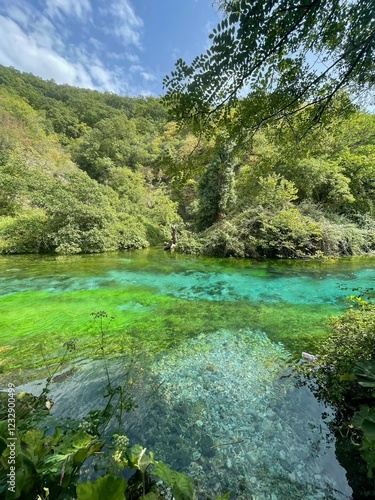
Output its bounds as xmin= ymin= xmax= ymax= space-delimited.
xmin=312 ymin=299 xmax=375 ymax=410
xmin=319 ymin=218 xmax=375 ymax=256
xmin=0 ymin=209 xmax=48 ymax=253
xmin=176 ymin=230 xmax=203 ymax=255
xmin=234 ymin=207 xmax=322 ymax=258
xmin=202 ymin=220 xmax=245 ymax=257
xmin=115 ymin=214 xmax=149 ymax=250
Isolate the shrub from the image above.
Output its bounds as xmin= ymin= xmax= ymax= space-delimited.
xmin=234 ymin=207 xmax=322 ymax=258
xmin=176 ymin=230 xmax=203 ymax=255
xmin=312 ymin=299 xmax=375 ymax=410
xmin=202 ymin=221 xmax=245 ymax=257
xmin=0 ymin=209 xmax=48 ymax=253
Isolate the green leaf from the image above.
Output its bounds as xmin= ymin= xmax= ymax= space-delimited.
xmin=362 ymin=419 xmax=375 ymax=441
xmin=340 ymin=373 xmax=356 ymax=381
xmin=152 ymin=461 xmax=196 ymax=500
xmin=142 ymin=493 xmax=160 ymax=500
xmin=354 ymin=360 xmax=375 ymax=388
xmin=172 ymin=476 xmax=197 ymax=500
xmin=216 ymin=494 xmax=231 ymax=500
xmin=136 ymin=447 xmax=152 ymax=474
xmin=352 ymin=405 xmax=375 ymax=438
xmin=76 ymin=475 xmax=127 ymax=500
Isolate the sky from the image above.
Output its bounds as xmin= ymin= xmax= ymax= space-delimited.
xmin=0 ymin=0 xmax=221 ymax=97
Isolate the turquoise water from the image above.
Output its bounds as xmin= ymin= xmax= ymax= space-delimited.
xmin=1 ymin=250 xmax=375 ymax=498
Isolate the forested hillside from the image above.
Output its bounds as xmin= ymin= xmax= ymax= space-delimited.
xmin=0 ymin=64 xmax=374 ymax=258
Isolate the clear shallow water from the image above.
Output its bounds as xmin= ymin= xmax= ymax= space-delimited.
xmin=1 ymin=250 xmax=375 ymax=498
xmin=18 ymin=331 xmax=351 ymax=499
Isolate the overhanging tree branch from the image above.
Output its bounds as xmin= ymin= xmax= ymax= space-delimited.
xmin=163 ymin=0 xmax=375 ymax=145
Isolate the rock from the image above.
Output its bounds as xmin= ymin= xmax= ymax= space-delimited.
xmin=247 ymin=451 xmax=258 ymax=465
xmin=200 ymin=434 xmax=215 ymax=457
xmin=288 ymin=472 xmax=297 ymax=483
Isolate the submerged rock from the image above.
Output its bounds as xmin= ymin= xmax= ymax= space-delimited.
xmin=125 ymin=329 xmax=352 ymax=499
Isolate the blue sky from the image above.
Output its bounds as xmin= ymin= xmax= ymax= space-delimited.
xmin=0 ymin=0 xmax=221 ymax=96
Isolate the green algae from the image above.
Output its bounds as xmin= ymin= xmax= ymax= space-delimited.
xmin=0 ymin=249 xmax=375 ymax=383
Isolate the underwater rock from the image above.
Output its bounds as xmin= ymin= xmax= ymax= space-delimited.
xmin=171 ymin=448 xmax=192 ymax=468
xmin=125 ymin=328 xmax=352 ymax=499
xmin=247 ymin=451 xmax=258 ymax=466
xmin=200 ymin=434 xmax=215 ymax=457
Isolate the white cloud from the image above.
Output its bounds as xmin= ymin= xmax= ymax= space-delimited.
xmin=89 ymin=37 xmax=104 ymax=51
xmin=129 ymin=64 xmax=144 ymax=73
xmin=45 ymin=0 xmax=92 ymax=20
xmin=105 ymin=0 xmax=143 ymax=48
xmin=90 ymin=64 xmax=126 ymax=94
xmin=125 ymin=52 xmax=140 ymax=63
xmin=2 ymin=4 xmax=30 ymax=27
xmin=129 ymin=63 xmax=156 ymax=83
xmin=141 ymin=71 xmax=156 ymax=82
xmin=0 ymin=0 xmax=153 ymax=97
xmin=0 ymin=15 xmax=94 ymax=88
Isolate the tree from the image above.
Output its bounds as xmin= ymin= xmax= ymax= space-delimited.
xmin=164 ymin=0 xmax=375 ymax=142
xmin=195 ymin=146 xmax=236 ymax=230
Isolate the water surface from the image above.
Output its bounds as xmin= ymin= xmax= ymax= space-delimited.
xmin=1 ymin=250 xmax=375 ymax=498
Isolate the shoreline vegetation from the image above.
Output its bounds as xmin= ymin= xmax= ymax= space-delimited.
xmin=0 ymin=65 xmax=374 ymax=260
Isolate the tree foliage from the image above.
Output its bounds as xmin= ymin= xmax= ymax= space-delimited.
xmin=163 ymin=0 xmax=375 ymax=141
xmin=0 ymin=65 xmax=375 ymax=258
xmin=0 ymin=79 xmax=180 ymax=255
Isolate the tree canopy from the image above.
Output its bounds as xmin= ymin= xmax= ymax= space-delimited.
xmin=0 ymin=64 xmax=375 ymax=259
xmin=163 ymin=0 xmax=375 ymax=141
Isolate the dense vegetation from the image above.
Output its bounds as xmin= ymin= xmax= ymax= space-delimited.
xmin=0 ymin=65 xmax=374 ymax=259
xmin=304 ymin=295 xmax=375 ymax=489
xmin=0 ymin=66 xmax=180 ymax=255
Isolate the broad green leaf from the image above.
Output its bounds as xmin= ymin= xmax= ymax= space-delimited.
xmin=352 ymin=405 xmax=375 ymax=442
xmin=73 ymin=440 xmax=104 ymax=466
xmin=136 ymin=447 xmax=152 ymax=474
xmin=152 ymin=461 xmax=196 ymax=500
xmin=127 ymin=444 xmax=144 ymax=468
xmin=77 ymin=475 xmax=127 ymax=500
xmin=361 ymin=419 xmax=375 ymax=442
xmin=354 ymin=360 xmax=375 ymax=388
xmin=172 ymin=475 xmax=196 ymax=500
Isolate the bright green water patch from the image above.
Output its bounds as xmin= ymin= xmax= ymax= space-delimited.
xmin=1 ymin=250 xmax=375 ymax=383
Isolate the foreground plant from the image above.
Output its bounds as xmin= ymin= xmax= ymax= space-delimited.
xmin=303 ymin=295 xmax=375 ymax=479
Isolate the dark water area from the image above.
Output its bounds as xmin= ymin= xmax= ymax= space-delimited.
xmin=1 ymin=250 xmax=375 ymax=498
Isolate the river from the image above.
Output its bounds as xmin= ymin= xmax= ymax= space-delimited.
xmin=1 ymin=250 xmax=375 ymax=498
